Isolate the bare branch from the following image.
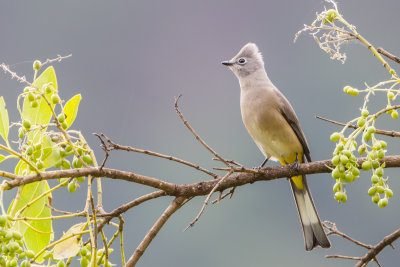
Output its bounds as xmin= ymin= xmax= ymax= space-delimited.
xmin=323 ymin=221 xmax=373 ymax=249
xmin=377 ymin=47 xmax=400 ymax=65
xmin=125 ymin=197 xmax=187 ymax=267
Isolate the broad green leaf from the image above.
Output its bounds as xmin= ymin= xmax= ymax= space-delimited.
xmin=0 ymin=97 xmax=9 ymax=142
xmin=23 ymin=66 xmax=57 ymax=142
xmin=9 ymin=161 xmax=53 ymax=263
xmin=40 ymin=135 xmax=61 ymax=169
xmin=53 ymin=223 xmax=84 ymax=260
xmin=63 ymin=94 xmax=81 ymax=129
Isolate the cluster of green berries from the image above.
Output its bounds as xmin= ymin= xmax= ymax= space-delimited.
xmin=21 ymin=139 xmax=45 ymax=173
xmin=79 ymin=246 xmax=113 ymax=267
xmin=42 ymin=250 xmax=66 ymax=267
xmin=55 ymin=143 xmax=92 ymax=193
xmin=323 ymin=9 xmax=338 ymax=24
xmin=0 ymin=215 xmax=35 ymax=267
xmin=343 ymin=86 xmax=359 ymax=96
xmin=330 ymin=133 xmax=359 ymax=203
xmin=386 ymin=91 xmax=399 ymax=119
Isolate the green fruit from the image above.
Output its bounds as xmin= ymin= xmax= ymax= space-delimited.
xmin=391 ymin=110 xmax=398 ymax=119
xmin=68 ymin=181 xmax=77 ymax=193
xmin=333 ymin=182 xmax=341 ymax=192
xmin=83 ymin=154 xmax=93 ymax=165
xmin=334 ymin=191 xmax=344 ymax=201
xmin=375 ymin=167 xmax=384 ymax=177
xmin=380 ymin=140 xmax=387 ymax=148
xmin=28 ymin=93 xmax=35 ymax=102
xmin=378 ymin=198 xmax=388 ymax=208
xmin=33 ymin=60 xmax=41 ymax=71
xmin=357 ymin=118 xmax=365 ymax=127
xmin=23 ymin=87 xmax=30 ymax=93
xmin=60 ymin=148 xmax=66 ymax=158
xmin=348 ymin=88 xmax=359 ymax=96
xmin=372 ymin=160 xmax=380 ymax=169
xmin=324 ymin=9 xmax=338 ymax=23
xmin=80 ymin=257 xmax=89 ymax=267
xmin=332 ymin=155 xmax=340 ymax=166
xmin=25 ymin=250 xmax=35 ymax=258
xmin=59 ymin=178 xmax=69 ymax=186
xmin=23 ymin=120 xmax=31 ymax=130
xmin=51 ymin=94 xmax=60 ymax=104
xmin=362 ymin=109 xmax=369 ymax=117
xmin=339 ymin=155 xmax=349 ymax=164
xmin=376 ymin=186 xmax=385 ymax=194
xmin=61 ymin=159 xmax=71 ymax=170
xmin=371 ymin=175 xmax=379 ymax=184
xmin=43 ymin=251 xmax=52 ymax=259
xmin=367 ymin=126 xmax=376 ymax=134
xmin=9 ymin=259 xmax=17 ymax=267
xmin=332 ymin=167 xmax=341 ymax=179
xmin=330 ymin=132 xmax=341 ymax=142
xmin=80 ymin=248 xmax=88 ymax=256
xmin=378 ymin=150 xmax=385 ymax=160
xmin=61 ymin=122 xmax=68 ymax=130
xmin=57 ymin=260 xmax=65 ymax=267
xmin=368 ymin=187 xmax=376 ymax=196
xmin=0 ymin=216 xmax=7 ymax=227
xmin=364 ymin=132 xmax=371 ymax=141
xmin=65 ymin=145 xmax=72 ymax=153
xmin=372 ymin=194 xmax=380 ymax=203
xmin=18 ymin=127 xmax=25 ymax=139
xmin=57 ymin=114 xmax=65 ymax=123
xmin=362 ymin=161 xmax=371 ymax=171
xmin=45 ymin=86 xmax=52 ymax=94
xmin=76 ymin=176 xmax=85 ymax=183
xmin=12 ymin=231 xmax=22 ymax=240
xmin=26 ymin=146 xmax=33 ymax=156
xmin=73 ymin=157 xmax=83 ymax=168
xmin=55 ymin=160 xmax=62 ymax=168
xmin=36 ymin=160 xmax=44 ymax=170
xmin=344 ymin=173 xmax=353 ymax=183
xmin=358 ymin=145 xmax=366 ymax=155
xmin=385 ymin=188 xmax=393 ymax=198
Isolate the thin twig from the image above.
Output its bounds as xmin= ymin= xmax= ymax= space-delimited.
xmin=98 ymin=133 xmax=218 ymax=178
xmin=377 ymin=47 xmax=400 ymax=65
xmin=184 ymin=169 xmax=234 ymax=231
xmin=316 ymin=115 xmax=400 ymax=137
xmin=323 ymin=221 xmax=373 ymax=249
xmin=174 ymin=95 xmax=231 ymax=168
xmin=125 ymin=197 xmax=187 ymax=267
xmin=94 ymin=133 xmax=110 ymax=170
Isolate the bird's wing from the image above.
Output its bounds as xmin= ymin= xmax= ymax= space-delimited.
xmin=275 ymin=90 xmax=312 ymax=162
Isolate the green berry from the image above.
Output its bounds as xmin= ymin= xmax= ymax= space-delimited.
xmin=344 ymin=173 xmax=353 ymax=183
xmin=59 ymin=148 xmax=66 ymax=158
xmin=33 ymin=60 xmax=41 ymax=71
xmin=51 ymin=94 xmax=60 ymax=104
xmin=372 ymin=160 xmax=380 ymax=169
xmin=385 ymin=188 xmax=393 ymax=198
xmin=0 ymin=216 xmax=6 ymax=227
xmin=28 ymin=93 xmax=35 ymax=102
xmin=9 ymin=259 xmax=17 ymax=267
xmin=18 ymin=127 xmax=25 ymax=139
xmin=25 ymin=250 xmax=35 ymax=258
xmin=24 ymin=87 xmax=30 ymax=93
xmin=31 ymin=100 xmax=39 ymax=108
xmin=380 ymin=140 xmax=387 ymax=148
xmin=371 ymin=175 xmax=379 ymax=184
xmin=73 ymin=157 xmax=82 ymax=168
xmin=375 ymin=167 xmax=384 ymax=177
xmin=26 ymin=146 xmax=33 ymax=156
xmin=358 ymin=145 xmax=366 ymax=155
xmin=36 ymin=160 xmax=44 ymax=170
xmin=334 ymin=191 xmax=344 ymax=201
xmin=45 ymin=86 xmax=52 ymax=94
xmin=332 ymin=155 xmax=340 ymax=166
xmin=61 ymin=122 xmax=68 ymax=130
xmin=12 ymin=231 xmax=22 ymax=240
xmin=55 ymin=160 xmax=62 ymax=168
xmin=367 ymin=126 xmax=376 ymax=134
xmin=376 ymin=186 xmax=385 ymax=194
xmin=339 ymin=155 xmax=349 ymax=164
xmin=388 ymin=91 xmax=395 ymax=99
xmin=372 ymin=194 xmax=380 ymax=203
xmin=357 ymin=118 xmax=365 ymax=127
xmin=80 ymin=248 xmax=88 ymax=256
xmin=61 ymin=159 xmax=71 ymax=169
xmin=43 ymin=251 xmax=52 ymax=260
xmin=68 ymin=181 xmax=77 ymax=193
xmin=362 ymin=109 xmax=369 ymax=117
xmin=76 ymin=176 xmax=85 ymax=183
xmin=343 ymin=85 xmax=351 ymax=93
xmin=330 ymin=132 xmax=341 ymax=142
xmin=364 ymin=132 xmax=371 ymax=141
xmin=362 ymin=161 xmax=371 ymax=171
xmin=348 ymin=88 xmax=359 ymax=96
xmin=391 ymin=110 xmax=398 ymax=119
xmin=368 ymin=187 xmax=377 ymax=196
xmin=57 ymin=260 xmax=65 ymax=267
xmin=65 ymin=145 xmax=72 ymax=153
xmin=336 ymin=143 xmax=344 ymax=151
xmin=83 ymin=154 xmax=93 ymax=165
xmin=378 ymin=150 xmax=385 ymax=160
xmin=332 ymin=168 xmax=340 ymax=179
xmin=352 ymin=167 xmax=360 ymax=177
xmin=333 ymin=182 xmax=341 ymax=192
xmin=80 ymin=257 xmax=89 ymax=267
xmin=324 ymin=9 xmax=338 ymax=23
xmin=57 ymin=114 xmax=65 ymax=123
xmin=23 ymin=120 xmax=31 ymax=130
xmin=378 ymin=198 xmax=388 ymax=208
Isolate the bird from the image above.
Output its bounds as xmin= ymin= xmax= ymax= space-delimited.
xmin=222 ymin=43 xmax=330 ymax=251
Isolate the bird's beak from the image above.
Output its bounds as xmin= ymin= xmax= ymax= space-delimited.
xmin=222 ymin=61 xmax=234 ymax=66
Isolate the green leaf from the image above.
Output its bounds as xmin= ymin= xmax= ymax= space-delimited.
xmin=53 ymin=223 xmax=84 ymax=260
xmin=63 ymin=94 xmax=81 ymax=129
xmin=23 ymin=66 xmax=57 ymax=142
xmin=8 ymin=162 xmax=53 ymax=263
xmin=0 ymin=96 xmax=9 ymax=142
xmin=41 ymin=135 xmax=61 ymax=169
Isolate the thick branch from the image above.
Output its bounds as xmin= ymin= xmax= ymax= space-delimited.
xmin=125 ymin=197 xmax=187 ymax=267
xmin=4 ymin=155 xmax=400 ymax=197
xmin=355 ymin=228 xmax=400 ymax=267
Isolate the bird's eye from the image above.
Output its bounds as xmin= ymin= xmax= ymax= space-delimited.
xmin=238 ymin=58 xmax=246 ymax=64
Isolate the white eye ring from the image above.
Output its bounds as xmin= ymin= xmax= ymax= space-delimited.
xmin=237 ymin=58 xmax=246 ymax=64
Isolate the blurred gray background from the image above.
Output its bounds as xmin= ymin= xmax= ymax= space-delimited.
xmin=1 ymin=0 xmax=400 ymax=266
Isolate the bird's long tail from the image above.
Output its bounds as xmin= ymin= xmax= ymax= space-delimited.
xmin=290 ymin=175 xmax=331 ymax=251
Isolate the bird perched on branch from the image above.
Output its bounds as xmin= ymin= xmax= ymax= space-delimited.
xmin=222 ymin=43 xmax=330 ymax=251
